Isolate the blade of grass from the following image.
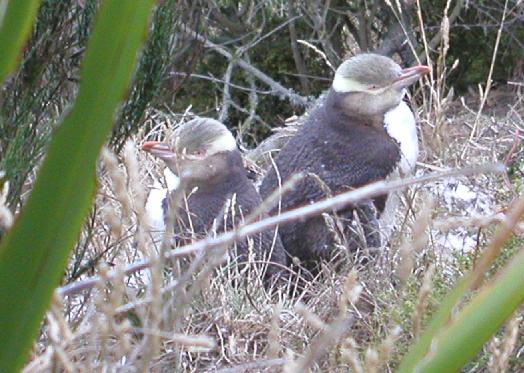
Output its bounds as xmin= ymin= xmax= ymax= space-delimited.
xmin=397 ymin=197 xmax=524 ymax=372
xmin=403 ymin=245 xmax=524 ymax=372
xmin=0 ymin=1 xmax=154 ymax=372
xmin=0 ymin=0 xmax=42 ymax=82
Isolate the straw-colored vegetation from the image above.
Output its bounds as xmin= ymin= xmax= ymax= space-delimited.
xmin=0 ymin=0 xmax=523 ymax=372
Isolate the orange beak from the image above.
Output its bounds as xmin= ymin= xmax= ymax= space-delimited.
xmin=141 ymin=141 xmax=176 ymax=161
xmin=393 ymin=65 xmax=431 ymax=89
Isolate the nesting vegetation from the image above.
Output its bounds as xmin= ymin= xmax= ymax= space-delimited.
xmin=0 ymin=1 xmax=523 ymax=372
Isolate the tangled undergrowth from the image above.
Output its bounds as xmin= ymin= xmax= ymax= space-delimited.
xmin=0 ymin=1 xmax=521 ymax=372
xmin=17 ymin=82 xmax=524 ymax=372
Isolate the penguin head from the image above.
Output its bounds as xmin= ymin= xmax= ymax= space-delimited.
xmin=331 ymin=53 xmax=430 ymax=118
xmin=142 ymin=117 xmax=238 ymax=186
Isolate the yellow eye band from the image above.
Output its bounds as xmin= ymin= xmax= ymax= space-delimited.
xmin=206 ymin=134 xmax=237 ymax=154
xmin=332 ymin=75 xmax=387 ymax=95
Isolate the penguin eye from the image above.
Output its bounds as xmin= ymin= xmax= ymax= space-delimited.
xmin=369 ymin=84 xmax=378 ymax=90
xmin=191 ymin=149 xmax=207 ymax=159
xmin=181 ymin=149 xmax=205 ymax=161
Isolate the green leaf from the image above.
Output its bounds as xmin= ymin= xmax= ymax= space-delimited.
xmin=0 ymin=0 xmax=42 ymax=83
xmin=397 ymin=200 xmax=524 ymax=372
xmin=399 ymin=247 xmax=524 ymax=372
xmin=0 ymin=1 xmax=154 ymax=372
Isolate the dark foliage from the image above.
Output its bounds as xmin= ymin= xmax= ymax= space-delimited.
xmin=110 ymin=0 xmax=205 ymax=151
xmin=1 ymin=0 xmax=521 ymax=209
xmin=0 ymin=0 xmax=97 ymax=208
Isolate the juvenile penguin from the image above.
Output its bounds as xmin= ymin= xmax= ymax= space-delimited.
xmin=259 ymin=53 xmax=430 ymax=268
xmin=142 ymin=117 xmax=287 ymax=280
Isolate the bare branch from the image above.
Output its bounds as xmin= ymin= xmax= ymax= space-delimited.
xmin=463 ymin=0 xmax=507 ymax=148
xmin=287 ymin=315 xmax=353 ymax=372
xmin=181 ymin=25 xmax=309 ymax=107
xmin=243 ymin=53 xmax=259 ymax=129
xmin=169 ymin=72 xmax=275 ymax=94
xmin=376 ymin=2 xmax=418 ymax=62
xmin=418 ymin=0 xmax=465 ymax=64
xmin=56 ymin=163 xmax=504 ymax=297
xmin=218 ymin=61 xmax=235 ymax=123
xmin=208 ymin=358 xmax=288 ymax=373
xmin=288 ymin=0 xmax=311 ymax=94
xmin=239 ymin=15 xmax=303 ymax=54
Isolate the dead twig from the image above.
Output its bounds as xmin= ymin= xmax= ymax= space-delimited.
xmin=181 ymin=25 xmax=309 ymax=107
xmin=208 ymin=358 xmax=288 ymax=373
xmin=462 ymin=0 xmax=509 ymax=157
xmin=56 ymin=163 xmax=504 ymax=297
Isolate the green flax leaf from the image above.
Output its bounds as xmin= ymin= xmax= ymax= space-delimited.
xmin=397 ymin=200 xmax=524 ymax=372
xmin=0 ymin=1 xmax=154 ymax=372
xmin=0 ymin=0 xmax=42 ymax=82
xmin=398 ymin=247 xmax=524 ymax=372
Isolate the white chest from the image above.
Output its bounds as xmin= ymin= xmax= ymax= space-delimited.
xmin=145 ymin=168 xmax=180 ymax=232
xmin=384 ymin=101 xmax=419 ymax=175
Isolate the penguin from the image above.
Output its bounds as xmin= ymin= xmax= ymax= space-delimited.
xmin=142 ymin=117 xmax=287 ymax=281
xmin=259 ymin=53 xmax=430 ymax=269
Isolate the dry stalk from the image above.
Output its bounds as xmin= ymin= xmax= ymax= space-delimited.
xmin=284 ymin=315 xmax=353 ymax=373
xmin=267 ymin=303 xmax=283 ymax=358
xmin=123 ymin=140 xmax=150 ymax=256
xmin=210 ymin=358 xmax=288 ymax=373
xmin=339 ymin=269 xmax=362 ymax=314
xmin=49 ymin=347 xmax=75 ymax=373
xmin=382 ymin=0 xmax=419 ymax=63
xmin=131 ymin=253 xmax=164 ymax=371
xmin=243 ymin=172 xmax=303 ymax=226
xmin=56 ymin=163 xmax=504 ymax=297
xmin=295 ymin=303 xmax=327 ymax=331
xmin=123 ymin=140 xmax=147 ymax=209
xmin=89 ymin=264 xmax=112 ymax=369
xmin=286 ymin=266 xmax=363 ymax=371
xmin=340 ymin=337 xmax=364 ymax=373
xmin=105 ymin=268 xmax=133 ymax=361
xmin=415 ymin=0 xmax=431 ymax=67
xmin=39 ymin=295 xmax=75 ymax=372
xmin=431 ymin=0 xmax=456 ymax=136
xmin=413 ymin=264 xmax=436 ymax=338
xmin=296 ymin=39 xmax=335 ymax=71
xmin=364 ymin=347 xmax=380 ymax=373
xmin=164 ymin=333 xmax=215 ymax=350
xmin=101 ymin=147 xmax=132 ymax=220
xmin=378 ymin=326 xmax=402 ymax=366
xmin=79 ymin=264 xmax=135 ymax=370
xmin=487 ymin=314 xmax=521 ymax=373
xmin=435 ymin=213 xmax=524 ymax=236
xmin=462 ymin=0 xmax=509 ymax=156
xmin=398 ymin=197 xmax=433 ymax=285
xmin=23 ymin=349 xmax=54 ymax=373
xmin=101 ymin=205 xmax=122 ymax=238
xmin=49 ymin=294 xmax=74 ymax=343
xmin=113 ymin=278 xmax=179 ymax=315
xmin=470 ymin=196 xmax=524 ymax=290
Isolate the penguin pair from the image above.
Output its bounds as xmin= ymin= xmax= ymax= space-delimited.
xmin=143 ymin=53 xmax=429 ymax=279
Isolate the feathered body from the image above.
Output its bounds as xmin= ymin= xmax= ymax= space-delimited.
xmin=259 ymin=90 xmax=400 ymax=265
xmin=173 ymin=150 xmax=286 ymax=271
xmin=143 ymin=118 xmax=286 ymax=281
xmin=259 ymin=54 xmax=429 ymax=268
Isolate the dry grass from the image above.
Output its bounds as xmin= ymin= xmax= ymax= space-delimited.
xmin=16 ymin=5 xmax=524 ymax=372
xmin=20 ymin=84 xmax=523 ymax=371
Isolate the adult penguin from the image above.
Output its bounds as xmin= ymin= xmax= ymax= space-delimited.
xmin=143 ymin=117 xmax=287 ymax=281
xmin=259 ymin=53 xmax=430 ymax=269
